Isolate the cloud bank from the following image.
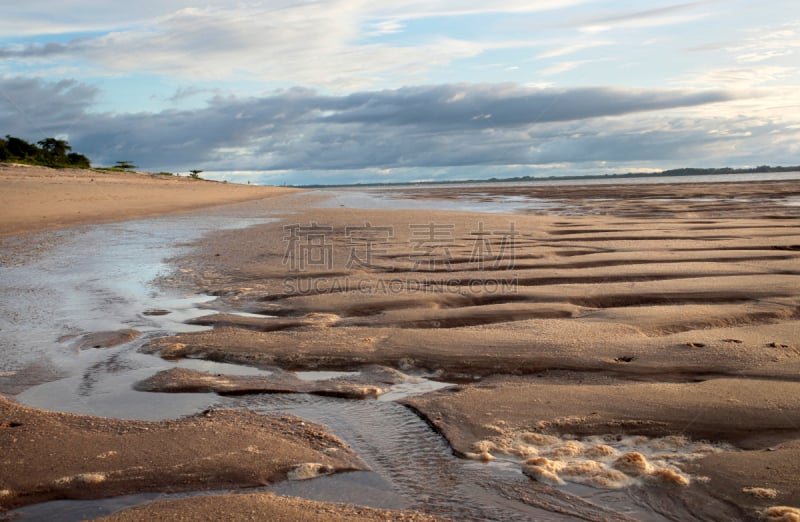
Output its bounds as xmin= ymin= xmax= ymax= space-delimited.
xmin=2 ymin=78 xmax=756 ymax=178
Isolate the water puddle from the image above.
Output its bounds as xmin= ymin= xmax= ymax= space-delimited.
xmin=176 ymin=358 xmax=274 ymax=377
xmin=781 ymin=196 xmax=800 ymax=207
xmin=6 ymin=473 xmax=403 ymax=522
xmin=295 ymin=370 xmax=361 ymax=381
xmin=0 ymin=215 xmax=267 ymax=373
xmin=8 ymin=492 xmax=168 ymax=522
xmin=15 ymin=345 xmax=217 ymax=420
xmin=1 ymin=213 xmax=274 ymax=418
xmin=224 ymin=311 xmax=277 ymax=319
xmin=377 ymin=377 xmax=452 ymax=402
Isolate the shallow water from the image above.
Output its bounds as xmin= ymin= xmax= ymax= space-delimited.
xmin=371 ymin=171 xmax=800 ymax=189
xmin=1 ymin=213 xmax=276 ymax=419
xmin=315 ymin=171 xmax=800 ymax=216
xmin=0 ymin=215 xmax=267 ymax=374
xmin=315 ymin=188 xmax=559 ymax=214
xmin=224 ymin=393 xmax=656 ymax=521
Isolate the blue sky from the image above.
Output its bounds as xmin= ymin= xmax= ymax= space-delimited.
xmin=1 ymin=0 xmax=799 ymax=185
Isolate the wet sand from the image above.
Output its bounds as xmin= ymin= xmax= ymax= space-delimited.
xmin=0 ymin=395 xmax=365 ymax=511
xmin=140 ymin=180 xmax=800 ymax=520
xmin=95 ymin=492 xmax=441 ymax=521
xmin=3 ymin=173 xmax=800 ymax=520
xmin=0 ymin=164 xmax=298 ymax=236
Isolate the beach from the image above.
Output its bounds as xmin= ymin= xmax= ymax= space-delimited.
xmin=0 ymin=164 xmax=299 ymax=237
xmin=1 ymin=165 xmax=800 ymax=520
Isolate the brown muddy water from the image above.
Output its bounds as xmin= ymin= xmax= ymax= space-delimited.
xmin=2 ymin=198 xmax=694 ymax=521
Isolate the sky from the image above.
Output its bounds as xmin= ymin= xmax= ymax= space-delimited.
xmin=1 ymin=1 xmax=799 ymax=185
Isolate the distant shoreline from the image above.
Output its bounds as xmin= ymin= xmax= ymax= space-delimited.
xmin=296 ymin=165 xmax=800 ymax=188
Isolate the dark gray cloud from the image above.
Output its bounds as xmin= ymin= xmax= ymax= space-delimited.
xmin=0 ymin=42 xmax=75 ymax=59
xmin=319 ymin=84 xmax=734 ymax=129
xmin=0 ymin=77 xmax=757 ymax=178
xmin=0 ymin=77 xmax=98 ymax=137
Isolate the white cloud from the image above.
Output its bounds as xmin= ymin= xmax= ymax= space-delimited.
xmin=575 ymin=1 xmax=717 ymax=33
xmin=732 ymin=22 xmax=800 ymax=63
xmin=367 ymin=20 xmax=405 ymax=36
xmin=690 ymin=66 xmax=796 ymax=88
xmin=365 ymin=0 xmax=589 ymax=21
xmin=536 ymin=40 xmax=611 ymax=59
xmin=0 ymin=0 xmax=587 ymax=39
xmin=541 ymin=59 xmax=599 ymax=76
xmin=1 ymin=3 xmax=559 ymax=90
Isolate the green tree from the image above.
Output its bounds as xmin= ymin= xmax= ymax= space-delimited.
xmin=38 ymin=137 xmax=70 ymax=157
xmin=5 ymin=135 xmax=37 ymax=159
xmin=188 ymin=169 xmax=203 ymax=179
xmin=114 ymin=160 xmax=137 ymax=170
xmin=38 ymin=138 xmax=72 ymax=166
xmin=0 ymin=135 xmax=91 ymax=168
xmin=67 ymin=152 xmax=91 ymax=168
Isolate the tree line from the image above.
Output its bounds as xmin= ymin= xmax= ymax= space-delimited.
xmin=0 ymin=135 xmax=91 ymax=169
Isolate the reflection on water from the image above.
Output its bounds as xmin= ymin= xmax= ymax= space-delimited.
xmin=1 ymin=213 xmax=273 ymax=417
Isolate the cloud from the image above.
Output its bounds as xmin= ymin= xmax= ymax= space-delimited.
xmin=163 ymin=86 xmax=215 ymax=104
xmin=0 ymin=1 xmax=593 ymax=90
xmin=0 ymin=0 xmax=588 ymax=38
xmin=732 ymin=22 xmax=800 ymax=64
xmin=0 ymin=77 xmax=98 ymax=136
xmin=1 ymin=78 xmax=746 ymax=175
xmin=536 ymin=40 xmax=612 ymax=59
xmin=0 ymin=42 xmax=76 ymax=59
xmin=691 ymin=66 xmax=796 ymax=87
xmin=367 ymin=0 xmax=588 ymax=20
xmin=366 ymin=20 xmax=406 ymax=37
xmin=687 ymin=20 xmax=800 ymax=58
xmin=0 ymin=3 xmax=485 ymax=89
xmin=576 ymin=0 xmax=717 ymax=33
xmin=541 ymin=60 xmax=589 ymax=76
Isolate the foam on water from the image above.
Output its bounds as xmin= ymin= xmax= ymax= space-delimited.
xmin=467 ymin=431 xmax=731 ymax=490
xmin=762 ymin=506 xmax=800 ymax=522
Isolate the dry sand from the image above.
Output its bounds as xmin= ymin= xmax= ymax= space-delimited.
xmin=0 ymin=163 xmax=298 ymax=236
